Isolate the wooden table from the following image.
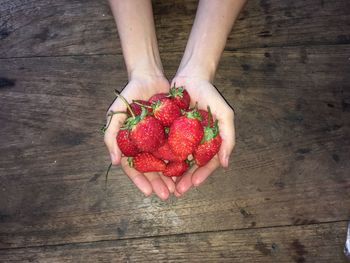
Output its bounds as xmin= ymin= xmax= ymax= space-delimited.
xmin=1 ymin=0 xmax=349 ymax=262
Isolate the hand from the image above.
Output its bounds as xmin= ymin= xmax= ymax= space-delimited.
xmin=104 ymin=75 xmax=175 ymax=200
xmin=171 ymin=75 xmax=235 ymax=197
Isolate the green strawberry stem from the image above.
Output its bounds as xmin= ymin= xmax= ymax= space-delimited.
xmin=101 ymin=110 xmax=127 ymax=134
xmin=107 ymin=111 xmax=127 ymax=116
xmin=133 ymin=101 xmax=152 ymax=109
xmin=104 ymin=162 xmax=112 ymax=189
xmin=121 ymin=107 xmax=147 ymax=130
xmin=185 ymin=158 xmax=195 ymax=167
xmin=194 ymin=101 xmax=198 ymax=111
xmin=114 ymin=89 xmax=135 ymax=118
xmin=201 ymin=106 xmax=219 ymax=143
xmin=206 ymin=106 xmax=212 ymax=129
xmin=127 ymin=157 xmax=133 ymax=168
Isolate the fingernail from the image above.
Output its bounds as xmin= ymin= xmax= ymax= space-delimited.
xmin=168 ymin=184 xmax=175 ymax=194
xmin=133 ymin=177 xmax=152 ymax=196
xmin=175 ymin=193 xmax=181 ymax=198
xmin=178 ymin=184 xmax=191 ymax=194
xmin=193 ymin=177 xmax=205 ymax=187
xmin=224 ymin=156 xmax=230 ymax=167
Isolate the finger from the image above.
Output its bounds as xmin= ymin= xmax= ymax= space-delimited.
xmin=104 ymin=107 xmax=128 ymax=165
xmin=175 ymin=164 xmax=197 ymax=194
xmin=173 ymin=176 xmax=182 ymax=197
xmin=159 ymin=174 xmax=175 ymax=194
xmin=192 ymin=155 xmax=220 ymax=186
xmin=174 ymin=188 xmax=182 ymax=198
xmin=217 ymin=109 xmax=235 ymax=168
xmin=144 ymin=172 xmax=170 ymax=200
xmin=121 ymin=158 xmax=153 ymax=196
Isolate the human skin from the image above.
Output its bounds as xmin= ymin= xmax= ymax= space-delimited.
xmin=105 ymin=0 xmax=246 ymax=199
xmin=171 ymin=0 xmax=246 ymax=196
xmin=106 ymin=0 xmax=174 ymax=200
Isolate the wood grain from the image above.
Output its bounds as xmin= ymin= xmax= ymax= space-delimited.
xmin=0 ymin=222 xmax=348 ymax=262
xmin=1 ymin=0 xmax=349 ymax=261
xmin=0 ymin=45 xmax=349 ymax=248
xmin=0 ymin=0 xmax=349 ymax=57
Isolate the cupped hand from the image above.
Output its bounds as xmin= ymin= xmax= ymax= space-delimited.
xmin=104 ymin=75 xmax=175 ymax=200
xmin=171 ymin=76 xmax=235 ymax=197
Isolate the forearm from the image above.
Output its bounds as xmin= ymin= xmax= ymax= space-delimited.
xmin=177 ymin=0 xmax=246 ymax=81
xmin=109 ymin=0 xmax=163 ymax=79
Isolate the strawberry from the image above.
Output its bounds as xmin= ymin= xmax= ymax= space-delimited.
xmin=194 ymin=134 xmax=222 ymax=166
xmin=148 ymin=93 xmax=168 ymax=103
xmin=193 ymin=107 xmax=222 ymax=166
xmin=168 ymin=109 xmax=204 ymax=160
xmin=169 ymin=86 xmax=190 ymax=110
xmin=116 ymin=129 xmax=139 ymax=157
xmin=198 ymin=109 xmax=214 ymax=127
xmin=128 ymin=100 xmax=152 ymax=116
xmin=152 ymin=98 xmax=181 ymax=126
xmin=153 ymin=141 xmax=183 ymax=162
xmin=130 ymin=153 xmax=166 ymax=172
xmin=122 ymin=107 xmax=165 ymax=153
xmin=163 ymin=161 xmax=188 ymax=177
xmin=130 ymin=116 xmax=165 ymax=152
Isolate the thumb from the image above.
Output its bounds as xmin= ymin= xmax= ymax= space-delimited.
xmin=217 ymin=109 xmax=235 ymax=168
xmin=103 ymin=110 xmax=127 ymax=165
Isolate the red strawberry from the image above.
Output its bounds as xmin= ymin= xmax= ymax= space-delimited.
xmin=128 ymin=100 xmax=152 ymax=116
xmin=130 ymin=115 xmax=165 ymax=152
xmin=193 ymin=108 xmax=222 ymax=166
xmin=152 ymin=98 xmax=181 ymax=126
xmin=116 ymin=94 xmax=165 ymax=152
xmin=169 ymin=86 xmax=190 ymax=110
xmin=194 ymin=134 xmax=222 ymax=166
xmin=163 ymin=161 xmax=188 ymax=177
xmin=153 ymin=141 xmax=183 ymax=162
xmin=117 ymin=129 xmax=139 ymax=157
xmin=148 ymin=93 xmax=168 ymax=103
xmin=198 ymin=109 xmax=214 ymax=127
xmin=131 ymin=153 xmax=166 ymax=172
xmin=168 ymin=109 xmax=204 ymax=160
xmin=122 ymin=107 xmax=165 ymax=153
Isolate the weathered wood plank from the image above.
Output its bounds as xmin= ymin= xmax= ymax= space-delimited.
xmin=0 ymin=0 xmax=349 ymax=57
xmin=0 ymin=45 xmax=349 ymax=248
xmin=0 ymin=222 xmax=348 ymax=262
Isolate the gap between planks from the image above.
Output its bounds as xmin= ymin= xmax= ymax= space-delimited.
xmin=0 ymin=219 xmax=347 ymax=251
xmin=1 ymin=42 xmax=350 ymax=60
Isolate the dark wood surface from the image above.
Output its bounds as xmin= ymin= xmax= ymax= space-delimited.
xmin=0 ymin=222 xmax=348 ymax=262
xmin=1 ymin=0 xmax=350 ymax=57
xmin=0 ymin=0 xmax=349 ymax=262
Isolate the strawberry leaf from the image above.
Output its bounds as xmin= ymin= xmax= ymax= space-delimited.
xmin=151 ymin=100 xmax=162 ymax=112
xmin=169 ymin=85 xmax=185 ymax=98
xmin=185 ymin=108 xmax=202 ymax=120
xmin=122 ymin=107 xmax=147 ymax=130
xmin=202 ymin=120 xmax=219 ymax=142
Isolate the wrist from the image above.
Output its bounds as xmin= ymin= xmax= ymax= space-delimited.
xmin=128 ymin=62 xmax=164 ymax=81
xmin=175 ymin=63 xmax=216 ymax=83
xmin=127 ymin=50 xmax=164 ymax=80
xmin=176 ymin=49 xmax=217 ymax=82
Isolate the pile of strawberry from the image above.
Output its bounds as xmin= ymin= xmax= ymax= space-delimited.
xmin=116 ymin=86 xmax=222 ymax=177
